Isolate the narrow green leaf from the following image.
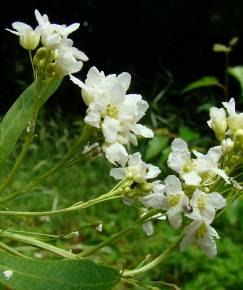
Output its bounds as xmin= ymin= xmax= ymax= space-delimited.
xmin=182 ymin=76 xmax=220 ymax=94
xmin=179 ymin=126 xmax=199 ymax=142
xmin=228 ymin=66 xmax=243 ymax=95
xmin=0 ymin=251 xmax=120 ymax=290
xmin=145 ymin=135 xmax=169 ymax=161
xmin=0 ymin=79 xmax=61 ymax=168
xmin=212 ymin=43 xmax=231 ymax=53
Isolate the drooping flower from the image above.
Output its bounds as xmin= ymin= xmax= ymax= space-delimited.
xmin=186 ymin=189 xmax=226 ymax=223
xmin=180 ymin=220 xmax=220 ymax=256
xmin=6 ymin=22 xmax=40 ymax=50
xmin=110 ymin=152 xmax=160 ymax=183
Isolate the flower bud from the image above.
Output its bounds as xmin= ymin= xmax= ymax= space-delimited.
xmin=138 ymin=182 xmax=153 ymax=193
xmin=233 ymin=129 xmax=243 ymax=145
xmin=19 ymin=30 xmax=40 ymax=50
xmin=227 ymin=113 xmax=243 ymax=131
xmin=208 ymin=107 xmax=227 ymax=140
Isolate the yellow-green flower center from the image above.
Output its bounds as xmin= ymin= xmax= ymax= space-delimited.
xmin=197 ymin=196 xmax=206 ymax=211
xmin=167 ymin=194 xmax=180 ymax=207
xmin=195 ymin=223 xmax=207 ymax=239
xmin=107 ymin=104 xmax=119 ymax=119
xmin=183 ymin=159 xmax=194 ymax=173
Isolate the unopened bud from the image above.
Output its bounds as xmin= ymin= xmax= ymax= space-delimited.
xmin=20 ymin=30 xmax=40 ymax=50
xmin=233 ymin=129 xmax=243 ymax=145
xmin=138 ymin=182 xmax=153 ymax=193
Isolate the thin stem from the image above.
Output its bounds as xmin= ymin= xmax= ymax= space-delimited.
xmin=0 ymin=180 xmax=129 ymax=217
xmin=29 ymin=50 xmax=36 ymax=80
xmin=122 ymin=233 xmax=184 ymax=277
xmin=80 ymin=208 xmax=161 ymax=257
xmin=0 ymin=241 xmax=30 ymax=259
xmin=0 ymin=231 xmax=77 ymax=259
xmin=0 ymin=124 xmax=93 ymax=205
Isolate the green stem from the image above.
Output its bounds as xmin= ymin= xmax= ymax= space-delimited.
xmin=0 ymin=124 xmax=93 ymax=205
xmin=0 ymin=231 xmax=77 ymax=259
xmin=80 ymin=208 xmax=161 ymax=257
xmin=122 ymin=233 xmax=184 ymax=277
xmin=29 ymin=50 xmax=36 ymax=80
xmin=0 ymin=241 xmax=30 ymax=259
xmin=0 ymin=180 xmax=128 ymax=217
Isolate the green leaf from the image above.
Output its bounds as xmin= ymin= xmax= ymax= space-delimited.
xmin=0 ymin=79 xmax=62 ymax=168
xmin=0 ymin=251 xmax=120 ymax=290
xmin=145 ymin=135 xmax=169 ymax=161
xmin=179 ymin=126 xmax=199 ymax=142
xmin=212 ymin=43 xmax=231 ymax=53
xmin=228 ymin=66 xmax=243 ymax=95
xmin=182 ymin=76 xmax=220 ymax=94
xmin=229 ymin=36 xmax=239 ymax=47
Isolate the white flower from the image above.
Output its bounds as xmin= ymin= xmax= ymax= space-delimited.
xmin=6 ymin=22 xmax=40 ymax=50
xmin=193 ymin=146 xmax=230 ymax=184
xmin=223 ymin=98 xmax=243 ymax=131
xmin=168 ymin=138 xmax=230 ymax=185
xmin=180 ymin=220 xmax=219 ymax=257
xmin=167 ymin=138 xmax=201 ymax=186
xmin=162 ymin=175 xmax=189 ymax=228
xmin=186 ymin=189 xmax=226 ymax=223
xmin=207 ymin=107 xmax=227 ymax=140
xmin=142 ymin=180 xmax=165 ymax=208
xmin=103 ymin=142 xmax=128 ymax=167
xmin=70 ymin=67 xmax=153 ymax=165
xmin=35 ymin=9 xmax=80 ymax=49
xmin=110 ymin=152 xmax=160 ymax=183
xmin=143 ymin=175 xmax=189 ymax=229
xmin=55 ymin=40 xmax=88 ymax=76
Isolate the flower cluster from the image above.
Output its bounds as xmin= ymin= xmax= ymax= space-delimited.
xmin=7 ymin=10 xmax=88 ymax=77
xmin=8 ymin=9 xmax=242 ymax=260
xmin=70 ymin=67 xmax=154 ymax=166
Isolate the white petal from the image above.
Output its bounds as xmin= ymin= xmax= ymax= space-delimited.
xmin=103 ymin=143 xmax=128 ymax=166
xmin=142 ymin=193 xmax=165 ymax=209
xmin=207 ymin=192 xmax=226 ymax=209
xmin=117 ymin=72 xmax=131 ymax=90
xmin=12 ymin=21 xmax=32 ymax=32
xmin=145 ymin=164 xmax=161 ymax=179
xmin=167 ymin=212 xmax=182 ymax=229
xmin=222 ymin=98 xmax=235 ymax=115
xmin=212 ymin=168 xmax=230 ymax=184
xmin=102 ymin=116 xmax=120 ymax=143
xmin=167 ymin=138 xmax=190 ymax=173
xmin=128 ymin=152 xmax=142 ymax=167
xmin=134 ymin=124 xmax=154 ymax=138
xmin=69 ymin=74 xmax=85 ymax=88
xmin=183 ymin=171 xmax=201 ymax=186
xmin=143 ymin=221 xmax=154 ymax=235
xmin=110 ymin=168 xmax=126 ymax=180
xmin=164 ymin=175 xmax=182 ymax=194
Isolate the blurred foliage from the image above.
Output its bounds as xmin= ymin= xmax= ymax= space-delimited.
xmin=0 ymin=110 xmax=242 ymax=289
